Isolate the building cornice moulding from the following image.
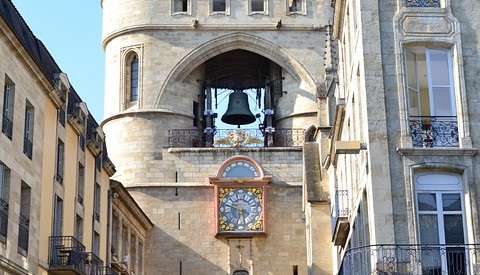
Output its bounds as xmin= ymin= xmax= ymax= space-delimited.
xmin=396 ymin=147 xmax=478 ymax=156
xmin=102 ymin=23 xmax=327 ymax=49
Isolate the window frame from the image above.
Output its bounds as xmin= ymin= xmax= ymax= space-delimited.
xmin=286 ymin=0 xmax=306 ymax=15
xmin=2 ymin=78 xmax=15 ymax=140
xmin=248 ymin=0 xmax=268 ymax=15
xmin=56 ymin=140 xmax=65 ymax=184
xmin=23 ymin=102 xmax=34 ymax=159
xmin=210 ymin=0 xmax=230 ymax=15
xmin=121 ymin=47 xmax=143 ymax=111
xmin=414 ymin=172 xmax=468 ymax=273
xmin=171 ymin=0 xmax=191 ymax=15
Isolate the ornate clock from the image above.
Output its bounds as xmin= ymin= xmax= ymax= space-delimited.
xmin=210 ymin=155 xmax=271 ymax=237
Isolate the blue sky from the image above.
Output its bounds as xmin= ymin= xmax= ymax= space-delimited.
xmin=12 ymin=0 xmax=105 ymax=122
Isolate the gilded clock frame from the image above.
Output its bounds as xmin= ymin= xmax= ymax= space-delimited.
xmin=210 ymin=155 xmax=272 ymax=237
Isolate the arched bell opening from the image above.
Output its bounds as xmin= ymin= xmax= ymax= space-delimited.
xmin=198 ymin=49 xmax=285 ymax=147
xmin=163 ymin=33 xmax=321 ymax=148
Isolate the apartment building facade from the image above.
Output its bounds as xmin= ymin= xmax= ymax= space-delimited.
xmin=0 ymin=1 xmax=122 ymax=274
xmin=329 ymin=0 xmax=480 ymax=274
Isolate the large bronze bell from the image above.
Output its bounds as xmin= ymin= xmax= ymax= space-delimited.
xmin=221 ymin=90 xmax=256 ymax=126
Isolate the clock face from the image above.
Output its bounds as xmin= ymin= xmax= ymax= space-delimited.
xmin=221 ymin=161 xmax=259 ymax=179
xmin=219 ymin=188 xmax=263 ymax=231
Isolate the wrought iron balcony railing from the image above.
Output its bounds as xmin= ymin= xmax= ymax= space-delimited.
xmin=0 ymin=198 xmax=8 ymax=241
xmin=169 ymin=128 xmax=305 ymax=148
xmin=18 ymin=213 xmax=29 ymax=254
xmin=2 ymin=116 xmax=13 ymax=140
xmin=332 ymin=190 xmax=349 ymax=246
xmin=23 ymin=138 xmax=33 ymax=159
xmin=49 ymin=236 xmax=86 ymax=273
xmin=406 ymin=0 xmax=440 ymax=7
xmin=339 ymin=244 xmax=480 ymax=275
xmin=409 ymin=116 xmax=459 ymax=148
xmin=85 ymin=252 xmax=103 ymax=275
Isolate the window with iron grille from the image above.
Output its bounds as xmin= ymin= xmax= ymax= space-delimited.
xmin=23 ymin=102 xmax=34 ymax=159
xmin=18 ymin=182 xmax=30 ymax=255
xmin=56 ymin=140 xmax=64 ymax=184
xmin=77 ymin=163 xmax=84 ymax=205
xmin=405 ymin=47 xmax=458 ymax=148
xmin=94 ymin=183 xmax=100 ymax=221
xmin=2 ymin=77 xmax=15 ymax=140
xmin=0 ymin=163 xmax=9 ymax=241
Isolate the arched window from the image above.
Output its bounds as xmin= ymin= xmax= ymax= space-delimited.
xmin=130 ymin=56 xmax=139 ymax=102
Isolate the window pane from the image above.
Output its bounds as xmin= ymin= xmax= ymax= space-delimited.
xmin=418 ymin=193 xmax=437 ymax=211
xmin=442 ymin=193 xmax=462 ymax=211
xmin=431 ymin=87 xmax=454 ymax=116
xmin=409 ymin=88 xmax=419 ymax=116
xmin=444 ymin=214 xmax=464 ymax=244
xmin=406 ymin=52 xmax=417 ymax=88
xmin=213 ymin=0 xmax=225 ymax=12
xmin=419 ymin=214 xmax=439 ymax=244
xmin=428 ymin=50 xmax=450 ymax=86
xmin=174 ymin=0 xmax=187 ymax=12
xmin=251 ymin=0 xmax=264 ymax=11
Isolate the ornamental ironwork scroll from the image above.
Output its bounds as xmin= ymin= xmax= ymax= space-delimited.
xmin=169 ymin=128 xmax=305 ymax=148
xmin=409 ymin=116 xmax=459 ymax=148
xmin=406 ymin=0 xmax=440 ymax=7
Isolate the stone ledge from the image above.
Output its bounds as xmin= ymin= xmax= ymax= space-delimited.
xmin=396 ymin=147 xmax=478 ymax=156
xmin=167 ymin=147 xmax=303 ymax=153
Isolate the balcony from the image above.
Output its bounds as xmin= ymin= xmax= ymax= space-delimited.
xmin=0 ymin=198 xmax=8 ymax=242
xmin=409 ymin=116 xmax=458 ymax=148
xmin=168 ymin=128 xmax=305 ymax=148
xmin=84 ymin=252 xmax=103 ymax=275
xmin=332 ymin=190 xmax=349 ymax=246
xmin=2 ymin=116 xmax=13 ymax=140
xmin=339 ymin=244 xmax=480 ymax=275
xmin=49 ymin=236 xmax=86 ymax=274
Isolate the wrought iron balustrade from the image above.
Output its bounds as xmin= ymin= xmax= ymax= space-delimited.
xmin=18 ymin=214 xmax=29 ymax=254
xmin=0 ymin=198 xmax=8 ymax=240
xmin=339 ymin=244 xmax=480 ymax=275
xmin=23 ymin=138 xmax=33 ymax=159
xmin=332 ymin=190 xmax=350 ymax=246
xmin=409 ymin=116 xmax=458 ymax=148
xmin=49 ymin=236 xmax=86 ymax=273
xmin=85 ymin=252 xmax=103 ymax=275
xmin=2 ymin=116 xmax=13 ymax=139
xmin=169 ymin=128 xmax=305 ymax=148
xmin=406 ymin=0 xmax=440 ymax=7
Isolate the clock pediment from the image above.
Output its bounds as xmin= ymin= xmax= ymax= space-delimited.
xmin=210 ymin=155 xmax=271 ymax=237
xmin=210 ymin=155 xmax=272 ymax=184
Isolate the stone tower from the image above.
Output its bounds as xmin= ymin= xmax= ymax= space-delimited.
xmin=101 ymin=0 xmax=333 ymax=273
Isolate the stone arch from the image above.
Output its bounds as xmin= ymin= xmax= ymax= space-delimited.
xmin=156 ymin=32 xmax=320 ymax=107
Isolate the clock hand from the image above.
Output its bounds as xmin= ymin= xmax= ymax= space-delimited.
xmin=238 ymin=208 xmax=244 ymax=221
